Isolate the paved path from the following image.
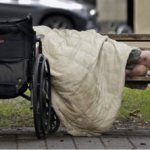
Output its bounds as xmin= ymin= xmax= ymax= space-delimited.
xmin=0 ymin=128 xmax=150 ymax=149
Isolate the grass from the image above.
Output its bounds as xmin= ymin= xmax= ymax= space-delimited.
xmin=0 ymin=86 xmax=150 ymax=128
xmin=118 ymin=86 xmax=150 ymax=122
xmin=0 ymin=91 xmax=33 ymax=128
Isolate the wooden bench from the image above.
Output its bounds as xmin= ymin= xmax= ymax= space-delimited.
xmin=103 ymin=34 xmax=150 ymax=85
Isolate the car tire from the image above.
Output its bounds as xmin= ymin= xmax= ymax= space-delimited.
xmin=41 ymin=15 xmax=74 ymax=30
xmin=116 ymin=25 xmax=133 ymax=34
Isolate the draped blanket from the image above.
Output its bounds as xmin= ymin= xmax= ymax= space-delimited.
xmin=34 ymin=26 xmax=133 ymax=136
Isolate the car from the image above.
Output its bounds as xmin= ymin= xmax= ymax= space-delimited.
xmin=0 ymin=0 xmax=99 ymax=31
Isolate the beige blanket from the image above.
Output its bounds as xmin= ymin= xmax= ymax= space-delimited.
xmin=34 ymin=26 xmax=134 ymax=136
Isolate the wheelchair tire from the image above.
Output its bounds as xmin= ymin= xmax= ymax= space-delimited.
xmin=49 ymin=107 xmax=60 ymax=133
xmin=32 ymin=54 xmax=50 ymax=139
xmin=32 ymin=54 xmax=44 ymax=139
xmin=39 ymin=57 xmax=51 ymax=135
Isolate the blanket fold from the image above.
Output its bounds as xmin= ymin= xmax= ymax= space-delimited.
xmin=34 ymin=26 xmax=134 ymax=136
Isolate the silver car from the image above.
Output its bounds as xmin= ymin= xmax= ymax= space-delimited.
xmin=0 ymin=0 xmax=99 ymax=31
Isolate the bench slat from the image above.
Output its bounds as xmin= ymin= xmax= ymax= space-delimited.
xmin=102 ymin=34 xmax=150 ymax=41
xmin=126 ymin=75 xmax=150 ymax=81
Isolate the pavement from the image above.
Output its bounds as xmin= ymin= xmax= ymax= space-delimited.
xmin=0 ymin=127 xmax=150 ymax=149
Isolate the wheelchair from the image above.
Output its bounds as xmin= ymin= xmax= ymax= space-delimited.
xmin=0 ymin=15 xmax=60 ymax=139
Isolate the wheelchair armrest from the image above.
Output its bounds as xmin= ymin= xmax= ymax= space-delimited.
xmin=36 ymin=34 xmax=45 ymax=41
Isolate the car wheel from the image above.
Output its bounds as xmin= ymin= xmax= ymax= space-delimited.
xmin=116 ymin=25 xmax=133 ymax=34
xmin=41 ymin=15 xmax=74 ymax=30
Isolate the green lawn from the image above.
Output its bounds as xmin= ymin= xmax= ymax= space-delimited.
xmin=118 ymin=86 xmax=150 ymax=122
xmin=0 ymin=91 xmax=33 ymax=128
xmin=0 ymin=87 xmax=150 ymax=128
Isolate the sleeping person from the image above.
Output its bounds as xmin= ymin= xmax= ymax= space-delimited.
xmin=126 ymin=49 xmax=150 ymax=77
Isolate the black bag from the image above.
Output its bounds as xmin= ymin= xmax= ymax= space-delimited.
xmin=0 ymin=15 xmax=35 ymax=98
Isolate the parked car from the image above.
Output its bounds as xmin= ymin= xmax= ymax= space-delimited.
xmin=0 ymin=0 xmax=99 ymax=31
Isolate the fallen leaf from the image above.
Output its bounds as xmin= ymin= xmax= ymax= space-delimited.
xmin=140 ymin=143 xmax=146 ymax=145
xmin=60 ymin=140 xmax=64 ymax=142
xmin=114 ymin=120 xmax=120 ymax=124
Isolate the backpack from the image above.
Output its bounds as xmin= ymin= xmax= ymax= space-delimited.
xmin=0 ymin=15 xmax=35 ymax=98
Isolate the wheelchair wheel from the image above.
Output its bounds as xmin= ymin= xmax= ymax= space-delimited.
xmin=32 ymin=54 xmax=51 ymax=139
xmin=49 ymin=107 xmax=60 ymax=133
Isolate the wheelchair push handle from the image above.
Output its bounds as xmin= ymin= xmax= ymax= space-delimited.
xmin=26 ymin=13 xmax=33 ymax=21
xmin=36 ymin=34 xmax=45 ymax=54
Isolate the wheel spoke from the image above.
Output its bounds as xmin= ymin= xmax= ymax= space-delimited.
xmin=49 ymin=107 xmax=60 ymax=133
xmin=42 ymin=16 xmax=73 ymax=30
xmin=39 ymin=58 xmax=52 ymax=135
